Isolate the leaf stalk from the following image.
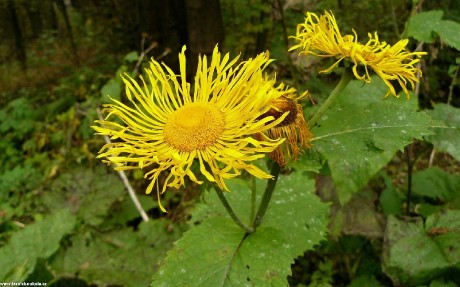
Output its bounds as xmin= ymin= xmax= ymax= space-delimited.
xmin=214 ymin=186 xmax=254 ymax=234
xmin=308 ymin=68 xmax=353 ymax=127
xmin=251 ymin=162 xmax=281 ymax=230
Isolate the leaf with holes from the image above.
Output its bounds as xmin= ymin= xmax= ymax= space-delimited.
xmin=311 ymin=78 xmax=437 ymax=204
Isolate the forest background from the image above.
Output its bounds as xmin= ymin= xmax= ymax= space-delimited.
xmin=1 ymin=0 xmax=460 ymax=286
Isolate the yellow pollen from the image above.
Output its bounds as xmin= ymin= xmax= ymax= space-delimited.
xmin=163 ymin=102 xmax=225 ymax=152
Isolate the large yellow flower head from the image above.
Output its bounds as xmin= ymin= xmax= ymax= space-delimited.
xmin=290 ymin=11 xmax=427 ymax=98
xmin=93 ymin=45 xmax=289 ymax=211
xmin=256 ymin=85 xmax=312 ymax=166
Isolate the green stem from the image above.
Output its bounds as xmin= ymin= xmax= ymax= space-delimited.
xmin=405 ymin=146 xmax=414 ymax=215
xmin=308 ymin=68 xmax=353 ymax=127
xmin=447 ymin=62 xmax=460 ymax=105
xmin=252 ymin=162 xmax=281 ymax=230
xmin=215 ymin=186 xmax=254 ymax=234
xmin=250 ymin=176 xmax=257 ymax=223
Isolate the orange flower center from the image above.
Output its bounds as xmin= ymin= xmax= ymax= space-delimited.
xmin=163 ymin=102 xmax=225 ymax=152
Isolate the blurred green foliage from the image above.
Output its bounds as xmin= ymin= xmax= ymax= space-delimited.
xmin=0 ymin=0 xmax=460 ymax=286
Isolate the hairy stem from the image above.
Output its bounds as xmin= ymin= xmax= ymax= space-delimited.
xmin=250 ymin=176 xmax=257 ymax=223
xmin=252 ymin=162 xmax=281 ymax=230
xmin=215 ymin=186 xmax=254 ymax=234
xmin=308 ymin=68 xmax=352 ymax=127
xmin=405 ymin=145 xmax=414 ymax=215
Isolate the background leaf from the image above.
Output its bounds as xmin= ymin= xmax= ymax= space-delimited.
xmin=100 ymin=78 xmax=122 ymax=103
xmin=412 ymin=167 xmax=460 ymax=204
xmin=0 ymin=210 xmax=76 ymax=281
xmin=50 ymin=220 xmax=184 ymax=287
xmin=152 ymin=172 xmax=329 ymax=286
xmin=382 ymin=211 xmax=460 ymax=286
xmin=379 ymin=172 xmax=403 ymax=216
xmin=405 ymin=10 xmax=444 ymax=43
xmin=405 ymin=10 xmax=460 ymax=50
xmin=425 ymin=103 xmax=460 ymax=162
xmin=124 ymin=51 xmax=140 ymax=62
xmin=434 ymin=20 xmax=460 ymax=50
xmin=39 ymin=166 xmax=126 ymax=226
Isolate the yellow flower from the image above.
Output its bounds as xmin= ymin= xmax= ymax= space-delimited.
xmin=93 ymin=45 xmax=289 ymax=211
xmin=290 ymin=11 xmax=427 ymax=98
xmin=256 ymin=85 xmax=312 ymax=166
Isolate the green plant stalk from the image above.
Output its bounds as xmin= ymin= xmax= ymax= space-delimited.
xmin=447 ymin=61 xmax=460 ymax=105
xmin=251 ymin=162 xmax=281 ymax=230
xmin=405 ymin=145 xmax=414 ymax=215
xmin=250 ymin=175 xmax=257 ymax=223
xmin=214 ymin=186 xmax=254 ymax=234
xmin=308 ymin=68 xmax=353 ymax=127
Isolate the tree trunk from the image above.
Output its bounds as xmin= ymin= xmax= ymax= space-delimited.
xmin=55 ymin=0 xmax=79 ymax=64
xmin=7 ymin=0 xmax=26 ymax=69
xmin=185 ymin=0 xmax=225 ymax=75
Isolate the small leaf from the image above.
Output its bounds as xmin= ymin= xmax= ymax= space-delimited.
xmin=100 ymin=78 xmax=121 ymax=103
xmin=425 ymin=103 xmax=460 ymax=162
xmin=0 ymin=210 xmax=76 ymax=281
xmin=124 ymin=51 xmax=140 ymax=62
xmin=379 ymin=173 xmax=403 ymax=216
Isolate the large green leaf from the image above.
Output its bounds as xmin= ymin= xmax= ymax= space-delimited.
xmin=152 ymin=172 xmax=329 ymax=286
xmin=311 ymin=78 xmax=435 ymax=204
xmin=382 ymin=211 xmax=460 ymax=286
xmin=425 ymin=103 xmax=460 ymax=162
xmin=0 ymin=210 xmax=76 ymax=281
xmin=50 ymin=220 xmax=184 ymax=287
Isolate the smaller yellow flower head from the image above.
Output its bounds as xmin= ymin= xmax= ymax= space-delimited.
xmin=93 ymin=45 xmax=289 ymax=211
xmin=290 ymin=11 xmax=427 ymax=98
xmin=257 ymin=85 xmax=312 ymax=166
